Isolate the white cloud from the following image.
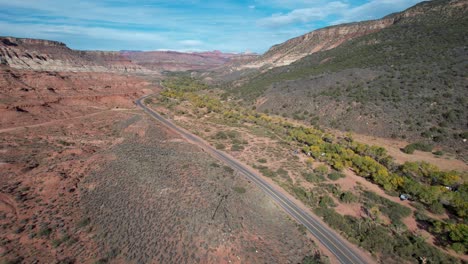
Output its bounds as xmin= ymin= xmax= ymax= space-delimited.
xmin=257 ymin=0 xmax=424 ymax=28
xmin=0 ymin=0 xmax=167 ymax=26
xmin=257 ymin=1 xmax=348 ymax=27
xmin=179 ymin=40 xmax=203 ymax=46
xmin=0 ymin=0 xmax=426 ymax=53
xmin=0 ymin=21 xmax=169 ymax=50
xmin=255 ymin=0 xmax=324 ymax=9
xmin=334 ymin=0 xmax=423 ymax=23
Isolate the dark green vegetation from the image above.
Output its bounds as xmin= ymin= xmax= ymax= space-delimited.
xmin=314 ymin=207 xmax=457 ymax=262
xmin=327 ymin=171 xmax=345 ymax=181
xmin=157 ymin=76 xmax=467 ymax=262
xmin=223 ymin=0 xmax=468 ymax=156
xmin=402 ymin=142 xmax=434 ymax=154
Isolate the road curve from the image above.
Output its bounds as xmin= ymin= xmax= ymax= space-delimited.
xmin=136 ymin=94 xmax=372 ymax=264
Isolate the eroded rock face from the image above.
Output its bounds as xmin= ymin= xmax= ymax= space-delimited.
xmin=199 ymin=16 xmax=399 ymax=82
xmin=0 ymin=37 xmax=155 ymax=74
xmin=259 ymin=19 xmax=396 ymax=68
xmin=237 ymin=18 xmax=396 ymax=70
xmin=0 ymin=66 xmax=151 ymax=129
xmin=0 ymin=37 xmax=255 ymax=73
xmin=232 ymin=0 xmax=467 ymax=70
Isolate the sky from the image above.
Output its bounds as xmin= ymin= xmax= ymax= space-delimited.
xmin=0 ymin=0 xmax=425 ymax=53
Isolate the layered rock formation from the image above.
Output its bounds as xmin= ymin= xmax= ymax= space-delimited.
xmin=0 ymin=37 xmax=254 ymax=74
xmin=249 ymin=18 xmax=396 ymax=69
xmin=231 ymin=0 xmax=462 ymax=71
xmin=0 ymin=37 xmax=155 ymax=74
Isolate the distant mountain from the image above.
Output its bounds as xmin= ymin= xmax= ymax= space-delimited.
xmin=241 ymin=18 xmax=398 ymax=70
xmin=0 ymin=37 xmax=252 ymax=74
xmin=201 ymin=3 xmax=411 ymax=82
xmin=0 ymin=37 xmax=154 ymax=74
xmin=221 ymin=0 xmax=468 ymax=156
xmin=120 ymin=50 xmax=257 ymax=72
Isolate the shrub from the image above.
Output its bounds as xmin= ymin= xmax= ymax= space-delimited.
xmin=77 ymin=217 xmax=90 ymax=228
xmin=363 ymin=191 xmax=411 ymax=224
xmin=303 ymin=172 xmax=324 ymax=183
xmin=402 ymin=144 xmax=415 ymax=154
xmin=231 ymin=144 xmax=244 ymax=151
xmin=340 ymin=192 xmax=357 ymax=203
xmin=255 ymin=165 xmax=276 ymax=177
xmin=276 ymin=168 xmax=289 ymax=177
xmin=226 ymin=130 xmax=238 ymax=139
xmin=215 ymin=143 xmax=226 ymax=150
xmin=52 ymin=239 xmax=62 ymax=248
xmin=231 ymin=138 xmax=243 ymax=145
xmin=52 ymin=234 xmax=70 ymax=248
xmin=144 ymin=98 xmax=153 ymax=104
xmin=297 ymin=224 xmax=307 ymax=235
xmin=223 ymin=166 xmax=234 ymax=173
xmin=257 ymin=158 xmax=267 ymax=163
xmin=450 ymin=243 xmax=465 ymax=254
xmin=314 ymin=165 xmax=329 ymax=176
xmin=319 ymin=195 xmax=336 ymax=208
xmin=429 ymin=202 xmax=445 ymax=215
xmin=328 ymin=172 xmax=345 ymax=181
xmin=402 ymin=142 xmax=433 ymax=154
xmin=58 ymin=140 xmax=72 ymax=146
xmin=232 ymin=186 xmax=246 ymax=194
xmin=2 ymin=257 xmax=24 ymax=264
xmin=213 ymin=131 xmax=228 ymax=139
xmin=301 ymin=254 xmax=325 ymax=264
xmin=38 ymin=227 xmax=52 ymax=237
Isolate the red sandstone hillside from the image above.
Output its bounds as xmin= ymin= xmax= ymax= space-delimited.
xmin=0 ymin=37 xmax=251 ymax=74
xmin=0 ymin=37 xmax=154 ymax=74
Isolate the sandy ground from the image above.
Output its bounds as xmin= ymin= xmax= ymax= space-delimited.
xmin=0 ymin=108 xmax=137 ymax=263
xmin=352 ymin=133 xmax=467 ymax=171
xmin=0 ymin=68 xmax=325 ymax=263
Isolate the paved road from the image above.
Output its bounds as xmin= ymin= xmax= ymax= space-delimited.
xmin=136 ymin=95 xmax=371 ymax=264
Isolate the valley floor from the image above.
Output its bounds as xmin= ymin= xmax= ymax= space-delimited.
xmin=0 ymin=75 xmax=323 ymax=263
xmin=151 ymin=78 xmax=467 ymax=263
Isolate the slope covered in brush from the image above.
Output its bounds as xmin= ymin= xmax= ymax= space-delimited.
xmin=228 ymin=0 xmax=467 ymax=155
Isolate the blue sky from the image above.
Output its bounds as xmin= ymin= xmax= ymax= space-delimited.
xmin=0 ymin=0 xmax=424 ymax=53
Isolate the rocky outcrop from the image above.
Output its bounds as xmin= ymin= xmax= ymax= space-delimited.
xmin=234 ymin=0 xmax=467 ymax=70
xmin=252 ymin=18 xmax=396 ymax=69
xmin=0 ymin=37 xmax=155 ymax=74
xmin=0 ymin=36 xmax=253 ymax=73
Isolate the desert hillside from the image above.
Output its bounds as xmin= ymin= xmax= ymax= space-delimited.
xmin=218 ymin=0 xmax=467 ymax=157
